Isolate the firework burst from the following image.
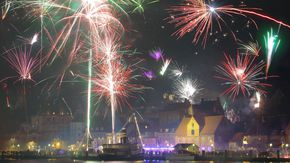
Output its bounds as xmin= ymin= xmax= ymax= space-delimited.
xmin=2 ymin=46 xmax=41 ymax=83
xmin=167 ymin=0 xmax=290 ymax=47
xmin=263 ymin=28 xmax=280 ymax=76
xmin=174 ymin=77 xmax=201 ymax=104
xmin=215 ymin=53 xmax=270 ymax=100
xmin=91 ymin=33 xmax=143 ymax=143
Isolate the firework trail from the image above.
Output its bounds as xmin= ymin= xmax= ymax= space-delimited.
xmin=1 ymin=83 xmax=11 ymax=108
xmin=254 ymin=91 xmax=261 ymax=109
xmin=215 ymin=53 xmax=271 ymax=100
xmin=30 ymin=33 xmax=39 ymax=45
xmin=174 ymin=77 xmax=201 ymax=104
xmin=129 ymin=0 xmax=159 ymax=14
xmin=62 ymin=97 xmax=73 ymax=118
xmin=239 ymin=41 xmax=261 ymax=56
xmin=160 ymin=59 xmax=171 ymax=76
xmin=263 ymin=28 xmax=280 ymax=76
xmin=109 ymin=0 xmax=158 ymax=14
xmin=167 ymin=0 xmax=290 ymax=47
xmin=1 ymin=0 xmax=11 ymax=20
xmin=80 ymin=0 xmax=125 ymax=148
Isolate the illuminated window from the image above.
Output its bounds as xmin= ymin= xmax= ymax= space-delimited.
xmin=191 ymin=123 xmax=195 ymax=135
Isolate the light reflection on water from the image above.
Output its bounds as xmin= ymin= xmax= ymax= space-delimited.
xmin=0 ymin=159 xmax=260 ymax=163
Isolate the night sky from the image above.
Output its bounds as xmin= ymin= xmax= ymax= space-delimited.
xmin=0 ymin=0 xmax=290 ymax=135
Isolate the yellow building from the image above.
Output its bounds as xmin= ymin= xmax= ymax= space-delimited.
xmin=174 ymin=105 xmax=223 ymax=151
xmin=175 ymin=115 xmax=200 ymax=144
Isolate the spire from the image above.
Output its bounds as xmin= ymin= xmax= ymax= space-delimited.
xmin=187 ymin=104 xmax=194 ymax=116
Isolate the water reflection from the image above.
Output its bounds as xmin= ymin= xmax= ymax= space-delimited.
xmin=0 ymin=159 xmax=250 ymax=163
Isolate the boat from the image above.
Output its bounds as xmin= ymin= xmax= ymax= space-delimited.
xmin=98 ymin=143 xmax=144 ymax=161
xmin=97 ymin=127 xmax=144 ymax=161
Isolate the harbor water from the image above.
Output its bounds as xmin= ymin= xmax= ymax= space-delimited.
xmin=0 ymin=159 xmax=264 ymax=163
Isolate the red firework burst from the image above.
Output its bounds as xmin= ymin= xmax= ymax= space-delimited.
xmin=91 ymin=33 xmax=143 ymax=108
xmin=215 ymin=53 xmax=271 ymax=100
xmin=167 ymin=0 xmax=290 ymax=47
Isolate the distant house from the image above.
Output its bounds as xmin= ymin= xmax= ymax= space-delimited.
xmin=228 ymin=132 xmax=245 ymax=151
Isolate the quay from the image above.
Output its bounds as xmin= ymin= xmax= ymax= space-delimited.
xmin=1 ymin=150 xmax=290 ymax=162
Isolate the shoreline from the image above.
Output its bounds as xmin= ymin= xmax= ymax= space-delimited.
xmin=1 ymin=155 xmax=290 ymax=162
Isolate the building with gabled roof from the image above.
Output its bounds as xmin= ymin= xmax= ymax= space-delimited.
xmin=200 ymin=116 xmax=223 ymax=135
xmin=175 ymin=115 xmax=200 ymax=145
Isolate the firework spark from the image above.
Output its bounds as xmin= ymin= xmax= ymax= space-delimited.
xmin=170 ymin=62 xmax=186 ymax=78
xmin=1 ymin=0 xmax=11 ymax=20
xmin=149 ymin=48 xmax=164 ymax=61
xmin=174 ymin=77 xmax=201 ymax=104
xmin=263 ymin=28 xmax=280 ymax=76
xmin=129 ymin=0 xmax=159 ymax=14
xmin=254 ymin=91 xmax=261 ymax=109
xmin=215 ymin=53 xmax=270 ymax=100
xmin=143 ymin=70 xmax=155 ymax=80
xmin=167 ymin=0 xmax=290 ymax=47
xmin=30 ymin=33 xmax=39 ymax=45
xmin=109 ymin=0 xmax=158 ymax=14
xmin=160 ymin=59 xmax=171 ymax=76
xmin=239 ymin=41 xmax=261 ymax=56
